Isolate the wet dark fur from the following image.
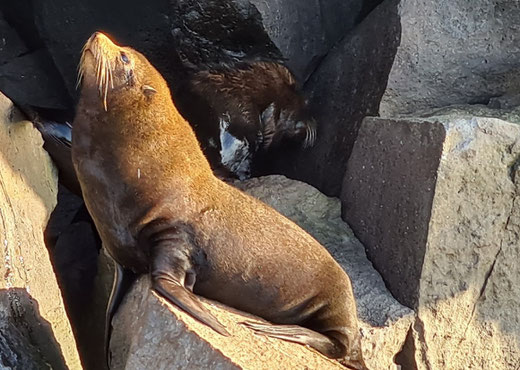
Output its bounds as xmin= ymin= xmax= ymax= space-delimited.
xmin=179 ymin=61 xmax=316 ymax=179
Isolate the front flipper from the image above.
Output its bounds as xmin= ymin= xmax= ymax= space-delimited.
xmin=105 ymin=260 xmax=137 ymax=367
xmin=148 ymin=224 xmax=229 ymax=336
xmin=241 ymin=321 xmax=346 ymax=359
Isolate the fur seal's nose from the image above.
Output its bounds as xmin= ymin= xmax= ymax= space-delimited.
xmin=88 ymin=31 xmax=114 ymax=47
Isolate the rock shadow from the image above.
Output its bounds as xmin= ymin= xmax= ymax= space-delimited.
xmin=0 ymin=288 xmax=68 ymax=369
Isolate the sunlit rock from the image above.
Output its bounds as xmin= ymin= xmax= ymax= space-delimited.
xmin=0 ymin=92 xmax=81 ymax=369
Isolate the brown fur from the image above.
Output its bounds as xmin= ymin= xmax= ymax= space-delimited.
xmin=191 ymin=61 xmax=316 ymax=150
xmin=72 ymin=32 xmax=366 ymax=369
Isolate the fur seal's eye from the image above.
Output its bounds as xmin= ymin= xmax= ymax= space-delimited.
xmin=120 ymin=52 xmax=129 ymax=64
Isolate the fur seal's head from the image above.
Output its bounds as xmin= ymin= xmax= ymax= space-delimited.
xmin=256 ymin=62 xmax=317 ymax=150
xmin=77 ymin=32 xmax=163 ymax=111
xmin=260 ymin=100 xmax=317 ymax=150
xmin=191 ymin=61 xmax=317 ymax=151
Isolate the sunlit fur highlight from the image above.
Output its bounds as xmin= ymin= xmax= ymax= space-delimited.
xmin=77 ymin=33 xmax=115 ymax=111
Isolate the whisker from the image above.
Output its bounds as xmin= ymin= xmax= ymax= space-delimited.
xmin=303 ymin=123 xmax=316 ymax=148
xmin=76 ymin=49 xmax=86 ymax=90
xmin=103 ymin=58 xmax=109 ymax=111
xmin=76 ymin=65 xmax=84 ymax=90
xmin=96 ymin=48 xmax=102 ymax=85
xmin=108 ymin=58 xmax=114 ymax=89
xmin=99 ymin=55 xmax=106 ymax=96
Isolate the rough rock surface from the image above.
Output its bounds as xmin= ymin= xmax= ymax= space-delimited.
xmin=379 ymin=0 xmax=520 ymax=116
xmin=249 ymin=0 xmax=380 ymax=81
xmin=342 ymin=111 xmax=520 ymax=369
xmin=0 ymin=293 xmax=53 ymax=370
xmin=0 ymin=92 xmax=81 ymax=369
xmin=270 ymin=0 xmax=520 ymax=197
xmin=268 ymin=0 xmax=401 ymax=196
xmin=111 ymin=175 xmax=413 ymax=369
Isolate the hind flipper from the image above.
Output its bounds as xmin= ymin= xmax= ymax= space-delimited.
xmin=105 ymin=260 xmax=137 ymax=367
xmin=241 ymin=321 xmax=345 ymax=359
xmin=153 ymin=276 xmax=229 ymax=336
xmin=149 ymin=224 xmax=229 ymax=336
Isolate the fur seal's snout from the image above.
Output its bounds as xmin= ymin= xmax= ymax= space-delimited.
xmin=77 ymin=31 xmax=139 ymax=110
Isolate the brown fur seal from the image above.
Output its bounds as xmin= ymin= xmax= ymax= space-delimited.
xmin=72 ymin=32 xmax=366 ymax=369
xmin=179 ymin=61 xmax=316 ymax=180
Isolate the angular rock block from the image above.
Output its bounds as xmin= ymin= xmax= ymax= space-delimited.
xmin=342 ymin=113 xmax=520 ymax=369
xmin=0 ymin=92 xmax=81 ymax=369
xmin=111 ymin=175 xmax=413 ymax=370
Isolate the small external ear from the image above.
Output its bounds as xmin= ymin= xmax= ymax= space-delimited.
xmin=142 ymin=85 xmax=157 ymax=99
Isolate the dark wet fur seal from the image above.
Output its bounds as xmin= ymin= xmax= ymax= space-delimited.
xmin=179 ymin=61 xmax=316 ymax=180
xmin=72 ymin=32 xmax=366 ymax=369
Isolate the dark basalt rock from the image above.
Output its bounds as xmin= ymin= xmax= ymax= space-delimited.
xmin=249 ymin=0 xmax=384 ymax=82
xmin=0 ymin=49 xmax=73 ymax=110
xmin=0 ymin=9 xmax=72 ymax=111
xmin=267 ymin=0 xmax=401 ymax=196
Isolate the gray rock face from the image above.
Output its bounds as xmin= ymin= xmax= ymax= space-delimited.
xmin=269 ymin=0 xmax=401 ymax=196
xmin=270 ymin=0 xmax=520 ymax=197
xmin=341 ymin=111 xmax=520 ymax=369
xmin=0 ymin=14 xmax=27 ymax=64
xmin=111 ymin=175 xmax=413 ymax=369
xmin=380 ymin=0 xmax=520 ymax=116
xmin=341 ymin=118 xmax=445 ymax=308
xmin=0 ymin=49 xmax=72 ymax=110
xmin=249 ymin=0 xmax=374 ymax=81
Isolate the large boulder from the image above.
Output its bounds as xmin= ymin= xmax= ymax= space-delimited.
xmin=341 ymin=109 xmax=520 ymax=369
xmin=0 ymin=92 xmax=81 ymax=369
xmin=110 ymin=175 xmax=413 ymax=369
xmin=379 ymin=0 xmax=520 ymax=117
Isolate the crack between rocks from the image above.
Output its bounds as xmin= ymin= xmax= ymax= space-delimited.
xmin=413 ymin=316 xmax=433 ymax=370
xmin=508 ymin=154 xmax=520 ymax=184
xmin=461 ymin=189 xmax=516 ymax=339
xmin=462 ymin=242 xmax=502 ymax=339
